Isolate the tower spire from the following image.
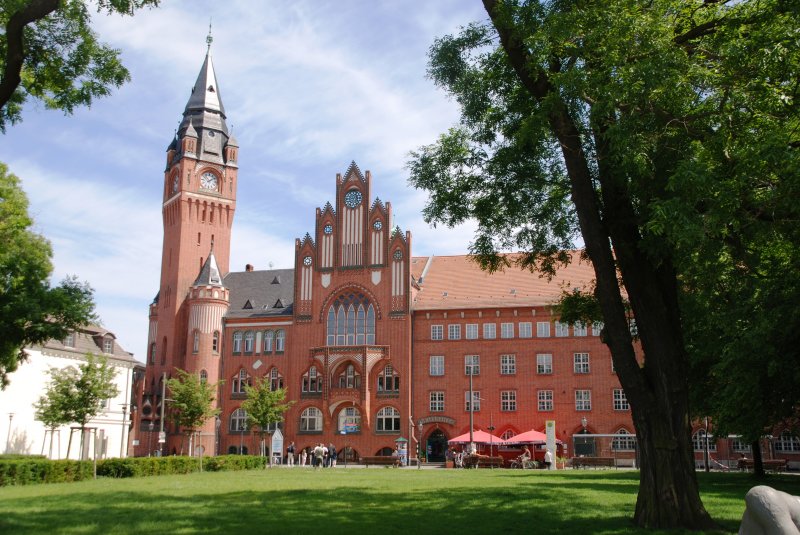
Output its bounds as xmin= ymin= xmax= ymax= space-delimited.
xmin=206 ymin=20 xmax=213 ymax=52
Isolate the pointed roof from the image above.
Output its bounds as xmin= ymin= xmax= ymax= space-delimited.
xmin=184 ymin=52 xmax=226 ymax=117
xmin=194 ymin=249 xmax=224 ymax=287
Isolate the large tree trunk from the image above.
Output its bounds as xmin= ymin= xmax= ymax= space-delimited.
xmin=752 ymin=439 xmax=765 ymax=478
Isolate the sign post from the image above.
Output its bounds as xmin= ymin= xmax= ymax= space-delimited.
xmin=545 ymin=420 xmax=557 ymax=470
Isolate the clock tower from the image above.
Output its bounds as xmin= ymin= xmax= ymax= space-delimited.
xmin=140 ymin=41 xmax=238 ymax=454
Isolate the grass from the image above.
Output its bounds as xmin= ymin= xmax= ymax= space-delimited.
xmin=0 ymin=468 xmax=798 ymax=534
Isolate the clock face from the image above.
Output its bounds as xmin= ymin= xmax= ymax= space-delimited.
xmin=393 ymin=249 xmax=403 ymax=261
xmin=373 ymin=220 xmax=382 ymax=231
xmin=323 ymin=224 xmax=333 ymax=235
xmin=200 ymin=172 xmax=218 ymax=190
xmin=303 ymin=256 xmax=312 ymax=266
xmin=172 ymin=175 xmax=179 ymax=193
xmin=344 ymin=189 xmax=363 ymax=208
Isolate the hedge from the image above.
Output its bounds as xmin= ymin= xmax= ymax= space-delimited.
xmin=0 ymin=455 xmax=269 ymax=486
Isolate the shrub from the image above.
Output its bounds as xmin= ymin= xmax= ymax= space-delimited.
xmin=0 ymin=458 xmax=92 ymax=486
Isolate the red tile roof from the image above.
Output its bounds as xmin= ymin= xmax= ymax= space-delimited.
xmin=411 ymin=253 xmax=596 ymax=310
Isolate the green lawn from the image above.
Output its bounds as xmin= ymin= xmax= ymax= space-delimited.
xmin=0 ymin=468 xmax=797 ymax=534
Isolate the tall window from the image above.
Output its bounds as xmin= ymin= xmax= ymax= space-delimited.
xmin=269 ymin=368 xmax=284 ymax=391
xmin=275 ymin=329 xmax=285 ymax=352
xmin=431 ymin=325 xmax=443 ymax=340
xmin=465 ymin=355 xmax=480 ymax=375
xmin=338 ymin=407 xmax=360 ymax=433
xmin=575 ymin=390 xmax=591 ymax=411
xmin=448 ymin=324 xmax=461 ymax=340
xmin=63 ymin=333 xmax=75 ymax=347
xmin=465 ymin=324 xmax=478 ymax=339
xmin=149 ymin=343 xmax=156 ymax=364
xmin=199 ymin=370 xmax=208 ymax=383
xmin=376 ymin=406 xmax=401 ymax=432
xmin=212 ymin=331 xmax=219 ymax=353
xmin=430 ymin=391 xmax=444 ymax=412
xmin=775 ymin=432 xmax=800 ymax=452
xmin=500 ymin=354 xmax=516 ymax=375
xmin=232 ymin=369 xmax=251 ymax=394
xmin=537 ymin=353 xmax=553 ymax=374
xmin=465 ymin=391 xmax=481 ymax=411
xmin=326 ymin=293 xmax=376 ymax=346
xmin=377 ymin=365 xmax=399 ymax=393
xmin=230 ymin=408 xmax=248 ymax=432
xmin=302 ymin=366 xmax=322 ymax=393
xmin=612 ymin=429 xmax=636 ymax=451
xmin=263 ymin=331 xmax=274 ymax=353
xmin=692 ymin=430 xmax=717 ymax=452
xmin=192 ymin=331 xmax=200 ymax=353
xmin=519 ymin=322 xmax=532 ymax=338
xmin=232 ymin=331 xmax=243 ymax=353
xmin=538 ymin=390 xmax=553 ymax=411
xmin=501 ymin=390 xmax=517 ymax=411
xmin=500 ymin=322 xmax=514 ymax=339
xmin=555 ymin=321 xmax=569 ymax=337
xmin=301 ymin=407 xmax=322 ymax=432
xmin=574 ymin=353 xmax=590 ymax=374
xmin=483 ymin=323 xmax=496 ymax=339
xmin=337 ymin=363 xmax=361 ymax=389
xmin=537 ymin=322 xmax=551 ymax=337
xmin=429 ymin=356 xmax=444 ymax=376
xmin=613 ymin=389 xmax=629 ymax=411
xmin=244 ymin=331 xmax=254 ymax=353
xmin=574 ymin=322 xmax=588 ymax=336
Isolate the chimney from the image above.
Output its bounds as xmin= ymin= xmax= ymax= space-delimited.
xmin=245 ymin=264 xmax=254 ymax=272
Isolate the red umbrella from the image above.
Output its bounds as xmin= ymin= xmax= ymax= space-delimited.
xmin=502 ymin=429 xmax=563 ymax=445
xmin=447 ymin=429 xmax=504 ymax=445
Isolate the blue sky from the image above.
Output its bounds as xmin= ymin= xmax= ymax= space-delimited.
xmin=1 ymin=1 xmax=487 ymax=362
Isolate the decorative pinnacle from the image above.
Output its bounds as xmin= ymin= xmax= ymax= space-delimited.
xmin=206 ymin=20 xmax=213 ymax=51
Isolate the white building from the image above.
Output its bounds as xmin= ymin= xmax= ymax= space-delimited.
xmin=0 ymin=325 xmax=138 ymax=460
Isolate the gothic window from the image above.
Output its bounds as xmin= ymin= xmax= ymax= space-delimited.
xmin=376 ymin=406 xmax=400 ymax=432
xmin=192 ymin=330 xmax=200 ymax=353
xmin=276 ymin=330 xmax=285 ymax=352
xmin=269 ymin=368 xmax=284 ymax=391
xmin=199 ymin=370 xmax=208 ymax=383
xmin=230 ymin=408 xmax=247 ymax=432
xmin=612 ymin=429 xmax=637 ymax=451
xmin=302 ymin=366 xmax=322 ymax=393
xmin=377 ymin=365 xmax=399 ymax=393
xmin=263 ymin=330 xmax=274 ymax=353
xmin=337 ymin=407 xmax=361 ymax=433
xmin=337 ymin=363 xmax=361 ymax=389
xmin=232 ymin=369 xmax=251 ymax=394
xmin=244 ymin=331 xmax=254 ymax=353
xmin=212 ymin=331 xmax=219 ymax=354
xmin=300 ymin=407 xmax=322 ymax=432
xmin=326 ymin=292 xmax=376 ymax=346
xmin=161 ymin=336 xmax=167 ymax=365
xmin=149 ymin=343 xmax=156 ymax=364
xmin=232 ymin=331 xmax=242 ymax=354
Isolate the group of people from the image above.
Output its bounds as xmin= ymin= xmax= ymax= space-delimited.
xmin=285 ymin=441 xmax=339 ymax=467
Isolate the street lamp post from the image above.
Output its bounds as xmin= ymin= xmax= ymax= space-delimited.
xmin=148 ymin=421 xmax=154 ymax=457
xmin=6 ymin=413 xmax=14 ymax=454
xmin=417 ymin=420 xmax=423 ymax=468
xmin=487 ymin=414 xmax=496 ymax=460
xmin=468 ymin=370 xmax=475 ymax=455
xmin=119 ymin=404 xmax=128 ymax=458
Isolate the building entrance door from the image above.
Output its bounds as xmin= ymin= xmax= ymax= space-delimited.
xmin=426 ymin=429 xmax=448 ymax=462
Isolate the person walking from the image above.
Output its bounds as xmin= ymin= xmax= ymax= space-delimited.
xmin=329 ymin=443 xmax=337 ymax=467
xmin=287 ymin=441 xmax=295 ymax=466
xmin=544 ymin=448 xmax=553 ymax=470
xmin=300 ymin=448 xmax=307 ymax=467
xmin=314 ymin=443 xmax=324 ymax=469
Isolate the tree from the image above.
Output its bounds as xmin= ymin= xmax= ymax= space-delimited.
xmin=240 ymin=379 xmax=295 ymax=464
xmin=166 ymin=369 xmax=219 ymax=456
xmin=0 ymin=0 xmax=160 ymax=132
xmin=34 ymin=353 xmax=119 ymax=459
xmin=408 ymin=0 xmax=798 ymax=529
xmin=0 ymin=162 xmax=96 ymax=388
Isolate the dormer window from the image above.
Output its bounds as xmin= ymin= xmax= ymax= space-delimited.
xmin=63 ymin=332 xmax=75 ymax=347
xmin=103 ymin=337 xmax=114 ymax=354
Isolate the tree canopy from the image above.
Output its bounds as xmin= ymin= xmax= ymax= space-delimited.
xmin=0 ymin=162 xmax=96 ymax=388
xmin=166 ymin=369 xmax=219 ymax=455
xmin=408 ymin=0 xmax=799 ymax=528
xmin=241 ymin=379 xmax=294 ymax=459
xmin=0 ymin=0 xmax=159 ymax=132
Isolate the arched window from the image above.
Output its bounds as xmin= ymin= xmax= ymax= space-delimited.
xmin=326 ymin=292 xmax=376 ymax=346
xmin=612 ymin=429 xmax=637 ymax=451
xmin=337 ymin=363 xmax=361 ymax=389
xmin=232 ymin=369 xmax=251 ymax=394
xmin=276 ymin=330 xmax=285 ymax=352
xmin=338 ymin=407 xmax=361 ymax=433
xmin=302 ymin=366 xmax=322 ymax=393
xmin=377 ymin=365 xmax=399 ymax=393
xmin=212 ymin=331 xmax=220 ymax=353
xmin=263 ymin=330 xmax=274 ymax=353
xmin=500 ymin=429 xmax=516 ymax=441
xmin=692 ymin=429 xmax=717 ymax=452
xmin=149 ymin=343 xmax=156 ymax=364
xmin=244 ymin=331 xmax=254 ymax=353
xmin=376 ymin=406 xmax=400 ymax=432
xmin=199 ymin=370 xmax=208 ymax=383
xmin=161 ymin=336 xmax=167 ymax=365
xmin=232 ymin=332 xmax=243 ymax=353
xmin=269 ymin=368 xmax=284 ymax=391
xmin=300 ymin=407 xmax=322 ymax=432
xmin=230 ymin=408 xmax=248 ymax=432
xmin=192 ymin=330 xmax=200 ymax=353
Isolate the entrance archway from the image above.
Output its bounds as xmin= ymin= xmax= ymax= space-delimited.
xmin=426 ymin=429 xmax=448 ymax=462
xmin=574 ymin=429 xmax=596 ymax=456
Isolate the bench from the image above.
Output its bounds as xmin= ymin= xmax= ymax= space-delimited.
xmin=738 ymin=459 xmax=787 ymax=473
xmin=572 ymin=457 xmax=615 ymax=469
xmin=462 ymin=454 xmax=505 ymax=469
xmin=362 ymin=456 xmax=402 ymax=467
